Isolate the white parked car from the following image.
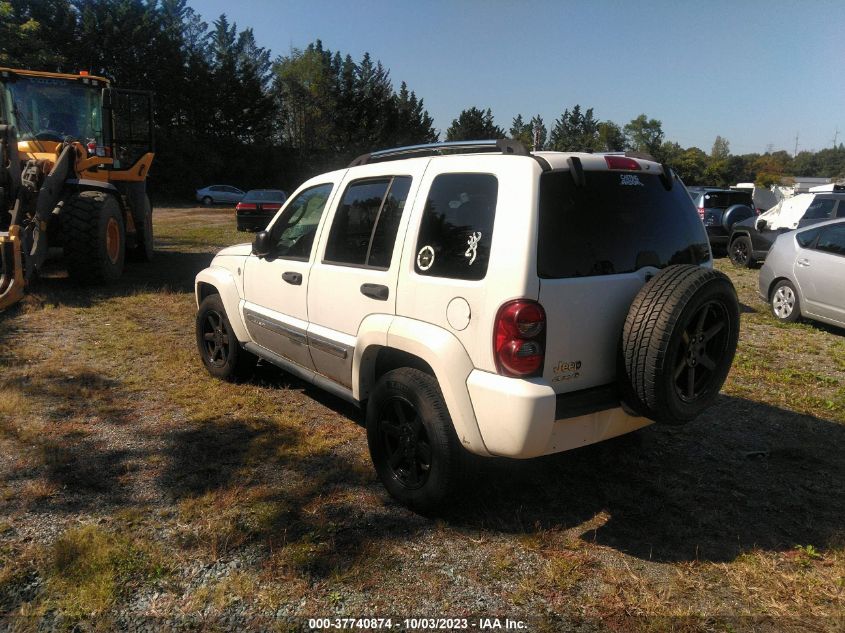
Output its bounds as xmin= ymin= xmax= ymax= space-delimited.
xmin=759 ymin=218 xmax=845 ymax=328
xmin=194 ymin=141 xmax=740 ymax=510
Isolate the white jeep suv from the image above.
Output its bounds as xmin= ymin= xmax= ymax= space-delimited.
xmin=195 ymin=140 xmax=740 ymax=510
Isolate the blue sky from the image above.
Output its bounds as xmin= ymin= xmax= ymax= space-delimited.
xmin=191 ymin=0 xmax=844 ymax=155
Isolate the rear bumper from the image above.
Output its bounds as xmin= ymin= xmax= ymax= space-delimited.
xmin=466 ymin=370 xmax=652 ymax=458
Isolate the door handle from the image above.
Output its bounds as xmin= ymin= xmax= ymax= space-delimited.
xmin=796 ymin=258 xmax=810 ymax=267
xmin=360 ymin=283 xmax=389 ymax=301
xmin=282 ymin=271 xmax=302 ymax=285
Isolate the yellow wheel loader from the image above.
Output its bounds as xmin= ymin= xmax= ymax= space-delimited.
xmin=0 ymin=67 xmax=155 ymax=309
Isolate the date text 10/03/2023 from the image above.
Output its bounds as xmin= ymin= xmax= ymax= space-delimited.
xmin=308 ymin=617 xmax=528 ymax=630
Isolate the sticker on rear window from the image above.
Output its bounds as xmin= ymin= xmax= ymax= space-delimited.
xmin=417 ymin=245 xmax=435 ymax=271
xmin=464 ymin=232 xmax=482 ymax=265
xmin=620 ymin=174 xmax=643 ymax=187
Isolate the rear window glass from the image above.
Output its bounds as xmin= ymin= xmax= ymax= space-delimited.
xmin=702 ymin=191 xmax=751 ymax=208
xmin=538 ymin=171 xmax=710 ymax=278
xmin=245 ymin=190 xmax=286 ymax=202
xmin=414 ymin=173 xmax=498 ymax=281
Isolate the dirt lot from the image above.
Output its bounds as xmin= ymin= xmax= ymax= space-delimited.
xmin=0 ymin=206 xmax=843 ymax=632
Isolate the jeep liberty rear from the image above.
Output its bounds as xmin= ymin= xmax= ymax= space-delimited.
xmin=195 ymin=142 xmax=739 ymax=511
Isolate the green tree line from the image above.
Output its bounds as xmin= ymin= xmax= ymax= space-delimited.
xmin=2 ymin=0 xmax=843 ymax=197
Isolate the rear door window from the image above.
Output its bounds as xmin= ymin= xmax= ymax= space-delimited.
xmin=537 ymin=170 xmax=709 ymax=278
xmin=414 ymin=173 xmax=498 ymax=281
xmin=324 ymin=176 xmax=412 ymax=268
xmin=814 ymin=224 xmax=845 ymax=256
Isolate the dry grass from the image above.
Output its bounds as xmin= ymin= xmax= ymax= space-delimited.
xmin=0 ymin=209 xmax=842 ymax=630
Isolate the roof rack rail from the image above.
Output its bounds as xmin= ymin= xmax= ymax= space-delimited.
xmin=348 ymin=139 xmax=528 ymax=167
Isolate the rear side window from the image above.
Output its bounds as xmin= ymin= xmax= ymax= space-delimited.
xmin=538 ymin=171 xmax=710 ymax=278
xmin=702 ymin=191 xmax=751 ymax=208
xmin=324 ymin=176 xmax=411 ymax=268
xmin=414 ymin=173 xmax=498 ymax=281
xmin=837 ymin=201 xmax=845 ymax=218
xmin=815 ymin=224 xmax=845 ymax=256
xmin=804 ymin=199 xmax=836 ymax=220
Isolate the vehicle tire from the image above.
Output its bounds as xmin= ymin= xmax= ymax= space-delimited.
xmin=728 ymin=235 xmax=755 ymax=268
xmin=129 ymin=194 xmax=154 ymax=262
xmin=621 ymin=265 xmax=740 ymax=425
xmin=202 ymin=196 xmax=213 ymax=206
xmin=63 ymin=191 xmax=125 ymax=283
xmin=196 ymin=293 xmax=256 ymax=381
xmin=770 ymin=279 xmax=801 ymax=323
xmin=366 ymin=368 xmax=465 ymax=512
xmin=722 ymin=204 xmax=754 ymax=232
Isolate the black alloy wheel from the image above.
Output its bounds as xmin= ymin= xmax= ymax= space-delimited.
xmin=672 ymin=299 xmax=730 ymax=402
xmin=730 ymin=238 xmax=749 ymax=267
xmin=201 ymin=309 xmax=231 ymax=367
xmin=377 ymin=395 xmax=433 ymax=490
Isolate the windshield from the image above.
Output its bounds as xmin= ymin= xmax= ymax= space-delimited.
xmin=3 ymin=76 xmax=102 ymax=144
xmin=538 ymin=170 xmax=710 ymax=278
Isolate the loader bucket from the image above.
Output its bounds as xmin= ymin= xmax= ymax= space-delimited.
xmin=0 ymin=226 xmax=25 ymax=310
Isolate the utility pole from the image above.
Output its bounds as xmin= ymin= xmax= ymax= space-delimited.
xmin=793 ymin=132 xmax=799 ymax=157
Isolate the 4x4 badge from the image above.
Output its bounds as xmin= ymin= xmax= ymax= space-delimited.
xmin=417 ymin=245 xmax=435 ymax=271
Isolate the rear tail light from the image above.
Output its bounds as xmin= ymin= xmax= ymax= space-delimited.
xmin=604 ymin=155 xmax=641 ymax=171
xmin=236 ymin=202 xmax=257 ymax=211
xmin=264 ymin=203 xmax=282 ymax=211
xmin=494 ymin=299 xmax=546 ymax=377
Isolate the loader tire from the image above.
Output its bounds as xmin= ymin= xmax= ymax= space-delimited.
xmin=63 ymin=191 xmax=125 ymax=283
xmin=129 ymin=194 xmax=154 ymax=262
xmin=621 ymin=265 xmax=739 ymax=425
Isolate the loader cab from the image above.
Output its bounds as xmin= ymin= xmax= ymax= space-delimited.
xmin=0 ymin=67 xmax=154 ymax=180
xmin=0 ymin=68 xmax=106 ymax=156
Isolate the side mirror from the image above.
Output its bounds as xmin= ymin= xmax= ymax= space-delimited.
xmin=252 ymin=230 xmax=271 ymax=257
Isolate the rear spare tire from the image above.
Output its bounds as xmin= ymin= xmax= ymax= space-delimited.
xmin=63 ymin=191 xmax=125 ymax=283
xmin=621 ymin=265 xmax=739 ymax=424
xmin=722 ymin=204 xmax=754 ymax=233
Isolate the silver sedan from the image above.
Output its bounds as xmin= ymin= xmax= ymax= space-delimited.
xmin=759 ymin=218 xmax=845 ymax=329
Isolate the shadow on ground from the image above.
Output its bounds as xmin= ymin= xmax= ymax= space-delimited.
xmin=30 ymin=249 xmax=214 ymax=304
xmin=155 ymin=372 xmax=845 ymax=569
xmin=443 ymin=395 xmax=845 ymax=563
